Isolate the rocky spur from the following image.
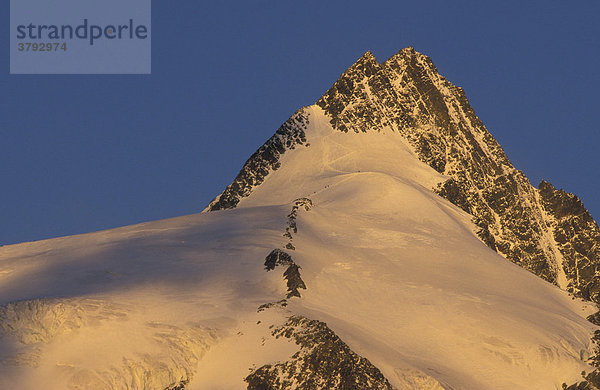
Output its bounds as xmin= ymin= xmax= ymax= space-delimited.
xmin=15 ymin=19 xmax=148 ymax=45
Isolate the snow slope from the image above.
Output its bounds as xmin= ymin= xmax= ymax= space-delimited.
xmin=0 ymin=105 xmax=597 ymax=389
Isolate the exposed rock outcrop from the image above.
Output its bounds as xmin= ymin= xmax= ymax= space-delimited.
xmin=539 ymin=180 xmax=600 ymax=301
xmin=245 ymin=315 xmax=393 ymax=390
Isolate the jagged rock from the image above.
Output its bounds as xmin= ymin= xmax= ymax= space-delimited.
xmin=586 ymin=371 xmax=600 ymax=389
xmin=588 ymin=311 xmax=600 ymax=326
xmin=257 ymin=300 xmax=288 ymax=312
xmin=436 ymin=178 xmax=472 ymax=214
xmin=264 ymin=249 xmax=307 ymax=298
xmin=473 ymin=217 xmax=497 ymax=251
xmin=588 ymin=330 xmax=600 ymax=368
xmin=264 ymin=249 xmax=294 ymax=271
xmin=539 ymin=180 xmax=600 ymax=302
xmin=564 ymin=371 xmax=600 ymax=390
xmin=283 ymin=264 xmax=306 ymax=298
xmin=564 ymin=381 xmax=594 ymax=390
xmin=566 ymin=330 xmax=600 ymax=390
xmin=293 ymin=198 xmax=313 ymax=211
xmin=164 ymin=379 xmax=188 ymax=390
xmin=245 ymin=315 xmax=392 ymax=390
xmin=284 ymin=198 xmax=313 ymax=242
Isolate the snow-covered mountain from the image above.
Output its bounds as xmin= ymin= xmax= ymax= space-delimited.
xmin=2 ymin=48 xmax=600 ymax=390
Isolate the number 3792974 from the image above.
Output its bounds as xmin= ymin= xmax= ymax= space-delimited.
xmin=18 ymin=42 xmax=67 ymax=52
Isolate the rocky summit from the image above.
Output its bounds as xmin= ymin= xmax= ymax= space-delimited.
xmin=1 ymin=48 xmax=599 ymax=389
xmin=212 ymin=47 xmax=600 ymax=306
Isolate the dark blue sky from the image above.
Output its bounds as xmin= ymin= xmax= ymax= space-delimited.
xmin=2 ymin=1 xmax=599 ymax=245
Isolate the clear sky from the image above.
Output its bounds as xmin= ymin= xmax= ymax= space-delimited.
xmin=2 ymin=1 xmax=599 ymax=245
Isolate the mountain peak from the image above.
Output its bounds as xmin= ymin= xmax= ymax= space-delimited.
xmin=341 ymin=50 xmax=381 ymax=79
xmin=359 ymin=50 xmax=377 ymax=61
xmin=333 ymin=47 xmax=435 ymax=89
xmin=208 ymin=47 xmax=600 ymax=313
xmin=384 ymin=46 xmax=439 ymax=72
xmin=390 ymin=45 xmax=420 ymax=60
xmin=355 ymin=46 xmax=426 ymax=65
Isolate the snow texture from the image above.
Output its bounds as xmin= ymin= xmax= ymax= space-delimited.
xmin=1 ymin=48 xmax=599 ymax=389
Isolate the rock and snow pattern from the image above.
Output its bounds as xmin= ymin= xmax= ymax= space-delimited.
xmin=1 ymin=48 xmax=600 ymax=389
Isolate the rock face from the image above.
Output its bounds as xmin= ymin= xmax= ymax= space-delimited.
xmin=264 ymin=249 xmax=306 ymax=298
xmin=316 ymin=48 xmax=562 ymax=285
xmin=539 ymin=180 xmax=600 ymax=302
xmin=245 ymin=315 xmax=393 ymax=390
